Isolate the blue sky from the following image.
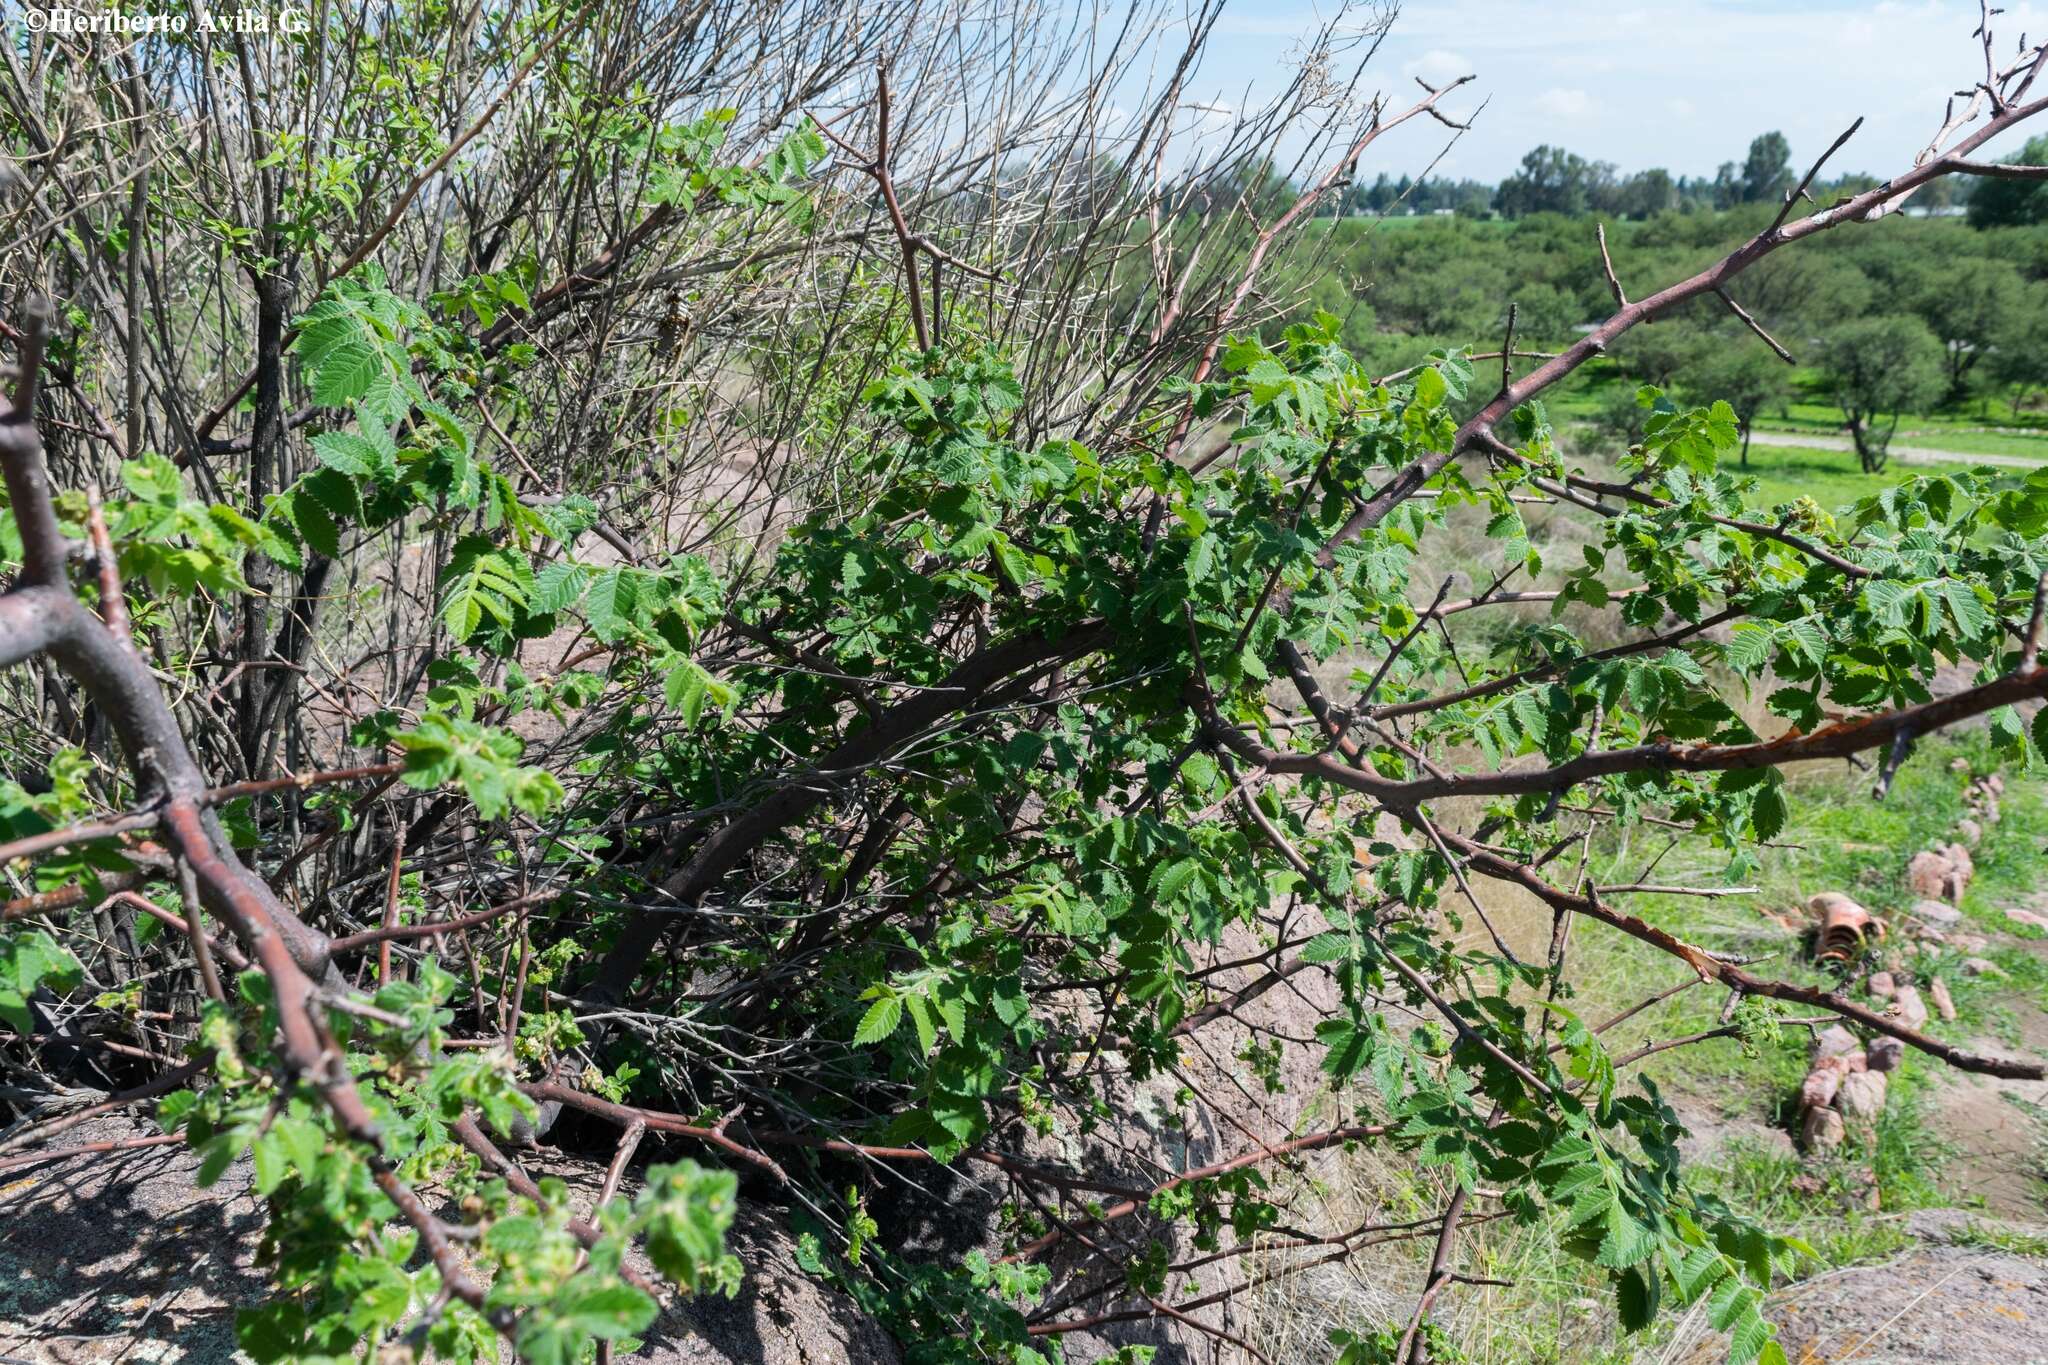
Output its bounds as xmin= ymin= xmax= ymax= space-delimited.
xmin=1176 ymin=0 xmax=2044 ymax=183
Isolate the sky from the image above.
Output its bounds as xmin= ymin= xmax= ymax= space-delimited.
xmin=1179 ymin=0 xmax=2047 ymax=184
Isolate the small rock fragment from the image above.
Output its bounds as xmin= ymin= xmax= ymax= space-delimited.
xmin=1909 ymin=899 xmax=1963 ymax=928
xmin=1801 ymin=1104 xmax=1846 ymax=1151
xmin=1866 ymin=971 xmax=1897 ymax=999
xmin=1955 ymin=817 xmax=1983 ymax=848
xmin=1962 ymin=957 xmax=2007 ymax=978
xmin=1929 ymin=977 xmax=1957 ymax=1022
xmin=2006 ymin=906 xmax=2048 ymax=932
xmin=1837 ymin=1069 xmax=1889 ymax=1122
xmin=1866 ymin=1037 xmax=1906 ymax=1072
xmin=1951 ymin=758 xmax=1972 ymax=773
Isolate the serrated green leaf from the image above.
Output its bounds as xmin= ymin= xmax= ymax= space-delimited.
xmin=854 ymin=995 xmax=902 ymax=1044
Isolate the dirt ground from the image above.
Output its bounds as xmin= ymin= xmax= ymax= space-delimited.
xmin=0 ymin=1117 xmax=899 ymax=1365
xmin=1667 ymin=1213 xmax=2048 ymax=1365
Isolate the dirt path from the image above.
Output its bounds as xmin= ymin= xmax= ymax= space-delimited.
xmin=1672 ymin=1216 xmax=2048 ymax=1364
xmin=1751 ymin=429 xmax=2047 ymax=470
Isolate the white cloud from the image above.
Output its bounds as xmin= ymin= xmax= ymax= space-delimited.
xmin=1403 ymin=48 xmax=1473 ymax=89
xmin=1168 ymin=1 xmax=2048 ymax=181
xmin=1533 ymin=87 xmax=1595 ymax=120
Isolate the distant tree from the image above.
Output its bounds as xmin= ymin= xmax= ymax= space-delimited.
xmin=1351 ymin=172 xmax=1397 ymax=215
xmin=1495 ymin=145 xmax=1612 ymax=217
xmin=1686 ymin=341 xmax=1792 ymax=463
xmin=1615 ymin=167 xmax=1678 ymax=219
xmin=1817 ymin=315 xmax=1948 ymax=470
xmin=1611 ymin=323 xmax=1711 ymax=387
xmin=1501 ymin=282 xmax=1583 ymax=341
xmin=1910 ymin=255 xmax=2022 ymax=398
xmin=1967 ymin=134 xmax=2048 ymax=226
xmin=1711 ymin=160 xmax=1741 ymax=209
xmin=1986 ymin=284 xmax=2048 ymax=416
xmin=1824 ymin=171 xmax=1883 ymax=200
xmin=1741 ymin=131 xmax=1793 ymax=204
xmin=1453 ymin=182 xmax=1492 ymax=217
xmin=1741 ymin=253 xmax=1875 ymax=338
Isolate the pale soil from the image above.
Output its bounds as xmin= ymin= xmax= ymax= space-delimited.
xmin=1747 ymin=429 xmax=2046 ymax=470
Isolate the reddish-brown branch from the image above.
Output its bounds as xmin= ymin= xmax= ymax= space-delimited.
xmin=1002 ymin=1121 xmax=1392 ymax=1264
xmin=83 ymin=483 xmax=133 ymax=649
xmin=1235 ymin=662 xmax=2048 ymax=814
xmin=1444 ymin=829 xmax=2044 ymax=1080
xmin=327 ymin=895 xmax=534 ymax=956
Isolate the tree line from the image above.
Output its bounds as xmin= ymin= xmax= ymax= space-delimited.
xmin=1338 ymin=131 xmax=2048 ymax=226
xmin=1279 ymin=186 xmax=2048 ymax=469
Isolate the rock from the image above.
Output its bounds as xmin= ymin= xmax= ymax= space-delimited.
xmin=1951 ymin=757 xmax=1972 ymax=773
xmin=1963 ymin=956 xmax=2008 ymax=978
xmin=1987 ymin=772 xmax=2006 ymax=796
xmin=1944 ymin=843 xmax=1975 ymax=896
xmin=1801 ymin=1104 xmax=1846 ymax=1151
xmin=1905 ymin=845 xmax=1974 ymax=904
xmin=1982 ymin=795 xmax=2001 ymax=824
xmin=1867 ymin=971 xmax=1897 ymax=999
xmin=1814 ymin=1024 xmax=1862 ymax=1061
xmin=1837 ymin=1069 xmax=1889 ymax=1122
xmin=1801 ymin=1062 xmax=1846 ymax=1109
xmin=2006 ymin=906 xmax=2048 ymax=932
xmin=1892 ymin=985 xmax=1930 ymax=1031
xmin=1929 ymin=976 xmax=1957 ymax=1022
xmin=1867 ymin=1036 xmax=1906 ymax=1072
xmin=1952 ymin=934 xmax=1990 ymax=953
xmin=1910 ymin=898 xmax=1964 ymax=928
xmin=1907 ymin=850 xmax=1955 ymax=902
xmin=1955 ymin=817 xmax=1983 ymax=848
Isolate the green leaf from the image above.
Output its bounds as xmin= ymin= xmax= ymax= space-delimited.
xmin=1750 ymin=783 xmax=1787 ymax=843
xmin=437 ymin=535 xmax=532 ymax=644
xmin=1151 ymin=857 xmax=1201 ymax=900
xmin=310 ymin=430 xmax=396 ymax=483
xmin=0 ymin=930 xmax=84 ymax=1032
xmin=1414 ymin=366 xmax=1447 ymax=409
xmin=555 ymin=1278 xmax=657 ymax=1339
xmin=1301 ymin=931 xmax=1355 ymax=964
xmin=854 ymin=995 xmax=902 ymax=1044
xmin=1616 ymin=1264 xmax=1658 ymax=1333
xmin=1728 ymin=1305 xmax=1775 ymax=1365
